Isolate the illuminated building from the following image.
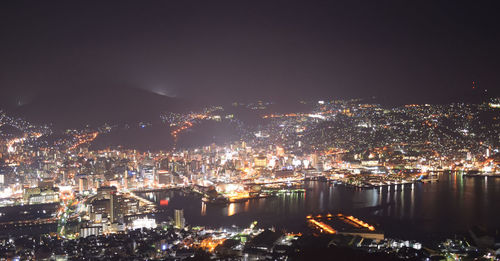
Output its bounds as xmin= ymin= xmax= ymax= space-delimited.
xmin=274 ymin=170 xmax=294 ymax=178
xmin=311 ymin=154 xmax=318 ymax=168
xmin=89 ymin=186 xmax=131 ymax=224
xmin=79 ymin=177 xmax=88 ymax=192
xmin=23 ymin=187 xmax=59 ymax=204
xmin=159 ymin=158 xmax=170 ymax=170
xmin=80 ymin=225 xmax=103 ymax=238
xmin=276 ymin=146 xmax=284 ymax=157
xmin=131 ymin=217 xmax=156 ymax=230
xmin=158 ymin=170 xmax=172 ymax=185
xmin=174 ymin=209 xmax=185 ymax=229
xmin=89 ymin=199 xmax=111 ymax=223
xmin=38 ymin=179 xmax=54 ymax=189
xmin=254 ymin=155 xmax=267 ymax=168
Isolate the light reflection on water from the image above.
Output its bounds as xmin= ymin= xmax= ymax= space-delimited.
xmin=201 ymin=202 xmax=206 ymax=216
xmin=227 ymin=203 xmax=236 ymax=216
xmin=139 ymin=172 xmax=500 ymax=242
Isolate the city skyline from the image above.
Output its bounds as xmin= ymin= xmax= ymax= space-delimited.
xmin=1 ymin=1 xmax=500 ymax=260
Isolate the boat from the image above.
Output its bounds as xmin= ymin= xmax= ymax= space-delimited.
xmin=202 ymin=196 xmax=229 ymax=205
xmin=229 ymin=197 xmax=249 ymax=203
xmin=419 ymin=178 xmax=439 ymax=183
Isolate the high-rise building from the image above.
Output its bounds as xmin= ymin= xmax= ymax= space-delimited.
xmin=123 ymin=170 xmax=128 ymax=190
xmin=157 ymin=170 xmax=172 ymax=185
xmin=276 ymin=146 xmax=285 ymax=157
xmin=79 ymin=177 xmax=88 ymax=192
xmin=160 ymin=158 xmax=169 ymax=170
xmin=174 ymin=209 xmax=185 ymax=229
xmin=311 ymin=154 xmax=318 ymax=169
xmin=254 ymin=155 xmax=267 ymax=168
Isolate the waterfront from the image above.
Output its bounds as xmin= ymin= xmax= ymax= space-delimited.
xmin=141 ymin=172 xmax=500 ymax=244
xmin=0 ymin=203 xmax=59 ymax=236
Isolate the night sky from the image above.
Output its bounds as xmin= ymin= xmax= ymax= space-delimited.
xmin=1 ymin=1 xmax=499 ymax=107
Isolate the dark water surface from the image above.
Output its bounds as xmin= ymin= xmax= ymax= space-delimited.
xmin=141 ymin=172 xmax=500 ymax=244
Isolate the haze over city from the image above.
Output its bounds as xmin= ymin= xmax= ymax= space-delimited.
xmin=2 ymin=1 xmax=500 ymax=107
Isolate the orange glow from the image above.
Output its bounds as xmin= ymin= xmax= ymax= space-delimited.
xmin=308 ymin=219 xmax=336 ymax=234
xmin=344 ymin=215 xmax=375 ymax=231
xmin=227 ymin=191 xmax=250 ymax=202
xmin=68 ymin=132 xmax=98 ymax=151
xmin=200 ymin=238 xmax=226 ymax=252
xmin=60 ymin=190 xmax=74 ymax=201
xmin=170 ymin=113 xmax=210 ymax=141
xmin=227 ymin=203 xmax=236 ymax=216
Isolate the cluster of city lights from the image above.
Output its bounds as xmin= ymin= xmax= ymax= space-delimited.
xmin=67 ymin=132 xmax=98 ymax=151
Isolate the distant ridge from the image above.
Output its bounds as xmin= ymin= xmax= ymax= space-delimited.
xmin=9 ymin=86 xmax=190 ymax=129
xmin=371 ymin=87 xmax=493 ymax=107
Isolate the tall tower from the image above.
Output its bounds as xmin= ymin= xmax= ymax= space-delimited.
xmin=123 ymin=170 xmax=128 ymax=190
xmin=174 ymin=209 xmax=185 ymax=229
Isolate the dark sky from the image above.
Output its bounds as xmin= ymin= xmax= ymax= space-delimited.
xmin=1 ymin=0 xmax=499 ymax=106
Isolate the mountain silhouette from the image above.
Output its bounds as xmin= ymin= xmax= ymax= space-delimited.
xmin=9 ymin=86 xmax=188 ymax=129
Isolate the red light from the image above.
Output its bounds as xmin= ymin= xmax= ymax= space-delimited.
xmin=160 ymin=199 xmax=169 ymax=206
